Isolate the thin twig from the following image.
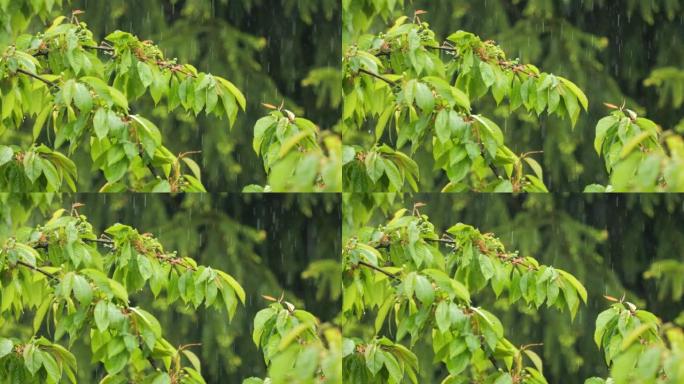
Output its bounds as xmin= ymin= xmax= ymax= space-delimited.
xmin=83 ymin=44 xmax=115 ymax=53
xmin=16 ymin=68 xmax=58 ymax=88
xmin=487 ymin=163 xmax=501 ymax=178
xmin=83 ymin=238 xmax=115 ymax=245
xmin=178 ymin=343 xmax=202 ymax=351
xmin=521 ymin=150 xmax=544 ymax=158
xmin=16 ymin=260 xmax=56 ymax=280
xmin=520 ymin=342 xmax=544 ymax=351
xmin=426 ymin=45 xmax=458 ymax=53
xmin=358 ymin=261 xmax=400 ymax=281
xmin=358 ymin=68 xmax=396 ymax=86
xmin=425 ymin=238 xmax=457 ymax=245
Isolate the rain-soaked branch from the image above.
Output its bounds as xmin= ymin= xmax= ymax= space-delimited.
xmin=357 ymin=260 xmax=400 ymax=281
xmin=358 ymin=68 xmax=397 ymax=86
xmin=83 ymin=238 xmax=115 ymax=245
xmin=425 ymin=238 xmax=457 ymax=245
xmin=426 ymin=45 xmax=459 ymax=54
xmin=16 ymin=68 xmax=58 ymax=88
xmin=16 ymin=260 xmax=57 ymax=280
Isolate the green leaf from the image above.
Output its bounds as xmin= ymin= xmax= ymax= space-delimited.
xmin=382 ymin=158 xmax=403 ymax=191
xmin=32 ymin=106 xmax=51 ymax=140
xmin=356 ymin=243 xmax=381 ymax=266
xmin=0 ymin=338 xmax=13 ymax=358
xmin=93 ymin=109 xmax=109 ymax=139
xmin=562 ymin=283 xmax=579 ymax=319
xmin=375 ymin=107 xmax=393 ymax=142
xmin=594 ymin=307 xmax=618 ymax=348
xmin=494 ymin=373 xmax=513 ymax=384
xmin=108 ymin=86 xmax=129 ymax=110
xmin=365 ymin=152 xmax=384 ymax=183
xmin=415 ymin=82 xmax=435 ymax=112
xmin=40 ymin=159 xmax=60 ymax=189
xmin=182 ymin=157 xmax=202 ymax=181
xmin=252 ymin=307 xmax=276 ymax=346
xmin=380 ymin=350 xmax=403 ymax=382
xmin=562 ymin=88 xmax=580 ymax=127
xmin=634 ymin=117 xmax=657 ymax=132
xmin=479 ymin=61 xmax=496 ymax=87
xmin=253 ymin=116 xmax=276 ymax=154
xmin=182 ymin=349 xmax=202 ymax=373
xmin=522 ymin=155 xmax=543 ymax=177
xmin=524 ymin=349 xmax=544 ymax=374
xmin=0 ymin=146 xmax=13 ymax=166
xmin=584 ymin=378 xmax=606 ymax=384
xmin=94 ymin=300 xmax=110 ymax=332
xmin=559 ymin=77 xmax=588 ymax=111
xmin=594 ymin=116 xmax=618 ymax=155
xmin=72 ymin=275 xmax=93 ymax=305
xmin=41 ymin=352 xmax=61 ymax=383
xmin=61 ymin=80 xmax=75 ymax=106
xmin=217 ymin=77 xmax=246 ymax=110
xmin=435 ymin=301 xmax=450 ymax=333
xmin=104 ymin=352 xmax=128 ymax=374
xmin=104 ymin=160 xmax=128 ymax=183
xmin=151 ymin=372 xmax=171 ymax=384
xmin=435 ymin=109 xmax=450 ymax=144
xmin=137 ymin=61 xmax=153 ymax=88
xmin=547 ymin=88 xmax=561 ymax=114
xmin=365 ymin=345 xmax=383 ymax=375
xmin=375 ymin=296 xmax=394 ymax=333
xmin=23 ymin=151 xmax=42 ymax=182
xmin=33 ymin=299 xmax=51 ymax=333
xmin=219 ymin=271 xmax=246 ymax=304
xmin=151 ymin=180 xmax=171 ymax=192
xmin=23 ymin=344 xmax=42 ymax=375
xmin=414 ymin=275 xmax=434 ymax=304
xmin=478 ymin=254 xmax=495 ymax=280
xmin=74 ymin=83 xmax=93 ymax=113
xmin=206 ymin=88 xmax=219 ymax=114
xmin=130 ymin=115 xmax=161 ymax=158
xmin=558 ymin=270 xmax=587 ymax=303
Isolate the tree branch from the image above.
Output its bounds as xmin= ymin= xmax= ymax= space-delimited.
xmin=426 ymin=45 xmax=459 ymax=54
xmin=83 ymin=44 xmax=115 ymax=53
xmin=357 ymin=260 xmax=400 ymax=281
xmin=16 ymin=69 xmax=58 ymax=88
xmin=358 ymin=68 xmax=397 ymax=86
xmin=425 ymin=238 xmax=457 ymax=245
xmin=16 ymin=260 xmax=56 ymax=280
xmin=83 ymin=238 xmax=115 ymax=245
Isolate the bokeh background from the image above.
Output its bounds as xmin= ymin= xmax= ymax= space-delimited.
xmin=343 ymin=193 xmax=684 ymax=382
xmin=0 ymin=193 xmax=341 ymax=383
xmin=346 ymin=0 xmax=684 ymax=191
xmin=1 ymin=0 xmax=341 ymax=190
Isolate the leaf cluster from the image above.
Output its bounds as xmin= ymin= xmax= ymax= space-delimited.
xmin=0 ymin=208 xmax=245 ymax=383
xmin=342 ymin=16 xmax=587 ymax=192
